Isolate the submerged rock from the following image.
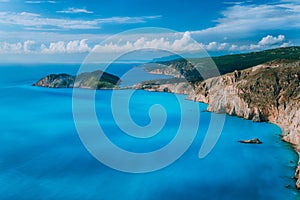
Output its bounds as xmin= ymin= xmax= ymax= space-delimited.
xmin=238 ymin=138 xmax=262 ymax=144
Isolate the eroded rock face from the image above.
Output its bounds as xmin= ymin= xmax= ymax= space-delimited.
xmin=140 ymin=60 xmax=300 ymax=188
xmin=188 ymin=61 xmax=300 ymax=188
xmin=189 ymin=61 xmax=300 ymax=144
xmin=33 ymin=70 xmax=121 ymax=89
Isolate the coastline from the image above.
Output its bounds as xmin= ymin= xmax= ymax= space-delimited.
xmin=33 ymin=60 xmax=300 ymax=189
xmin=137 ymin=82 xmax=300 ymax=188
xmin=138 ymin=61 xmax=300 ymax=189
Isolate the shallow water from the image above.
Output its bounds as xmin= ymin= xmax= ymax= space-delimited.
xmin=0 ymin=64 xmax=298 ymax=199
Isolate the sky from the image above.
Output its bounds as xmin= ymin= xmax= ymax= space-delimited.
xmin=0 ymin=0 xmax=299 ymax=63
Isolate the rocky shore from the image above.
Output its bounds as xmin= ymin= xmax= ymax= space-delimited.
xmin=190 ymin=60 xmax=300 ymax=188
xmin=136 ymin=60 xmax=300 ymax=188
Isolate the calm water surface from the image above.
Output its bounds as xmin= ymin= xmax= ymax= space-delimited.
xmin=0 ymin=64 xmax=298 ymax=199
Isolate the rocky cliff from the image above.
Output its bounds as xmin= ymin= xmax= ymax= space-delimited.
xmin=33 ymin=70 xmax=120 ymax=89
xmin=137 ymin=59 xmax=300 ymax=188
xmin=188 ymin=60 xmax=299 ymax=142
xmin=188 ymin=60 xmax=300 ymax=187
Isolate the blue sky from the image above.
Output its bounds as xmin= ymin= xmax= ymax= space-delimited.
xmin=0 ymin=0 xmax=299 ymax=62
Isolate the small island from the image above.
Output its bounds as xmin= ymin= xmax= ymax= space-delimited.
xmin=33 ymin=70 xmax=121 ymax=89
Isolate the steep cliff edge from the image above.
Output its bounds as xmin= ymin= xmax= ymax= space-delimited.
xmin=136 ymin=59 xmax=300 ymax=188
xmin=188 ymin=60 xmax=300 ymax=187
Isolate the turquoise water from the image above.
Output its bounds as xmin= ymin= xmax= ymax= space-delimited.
xmin=0 ymin=64 xmax=299 ymax=199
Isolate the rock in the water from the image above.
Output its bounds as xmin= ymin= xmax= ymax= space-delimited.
xmin=285 ymin=184 xmax=291 ymax=189
xmin=238 ymin=138 xmax=262 ymax=144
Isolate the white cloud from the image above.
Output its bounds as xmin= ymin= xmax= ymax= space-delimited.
xmin=0 ymin=32 xmax=202 ymax=54
xmin=199 ymin=34 xmax=289 ymax=52
xmin=192 ymin=2 xmax=300 ymax=41
xmin=0 ymin=12 xmax=161 ymax=30
xmin=66 ymin=39 xmax=90 ymax=53
xmin=0 ymin=33 xmax=292 ymax=55
xmin=24 ymin=40 xmax=35 ymax=53
xmin=0 ymin=42 xmax=23 ymax=54
xmin=41 ymin=41 xmax=65 ymax=54
xmin=91 ymin=31 xmax=203 ymax=53
xmin=41 ymin=39 xmax=91 ymax=54
xmin=0 ymin=40 xmax=39 ymax=54
xmin=0 ymin=12 xmax=98 ymax=30
xmin=20 ymin=12 xmax=40 ymax=17
xmin=57 ymin=8 xmax=93 ymax=14
xmin=280 ymin=42 xmax=291 ymax=47
xmin=95 ymin=16 xmax=161 ymax=24
xmin=258 ymin=35 xmax=285 ymax=46
xmin=25 ymin=1 xmax=56 ymax=3
xmin=25 ymin=1 xmax=40 ymax=3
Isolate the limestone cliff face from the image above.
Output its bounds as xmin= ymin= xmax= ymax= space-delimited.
xmin=187 ymin=61 xmax=300 ymax=187
xmin=189 ymin=61 xmax=300 ymax=142
xmin=139 ymin=60 xmax=300 ymax=188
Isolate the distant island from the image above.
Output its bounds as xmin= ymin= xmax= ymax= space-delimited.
xmin=33 ymin=70 xmax=120 ymax=89
xmin=34 ymin=46 xmax=300 ymax=188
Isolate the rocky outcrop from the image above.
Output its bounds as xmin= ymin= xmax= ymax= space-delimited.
xmin=33 ymin=70 xmax=120 ymax=89
xmin=238 ymin=138 xmax=262 ymax=144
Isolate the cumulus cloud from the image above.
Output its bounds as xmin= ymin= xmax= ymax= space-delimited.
xmin=91 ymin=31 xmax=203 ymax=53
xmin=0 ymin=32 xmax=201 ymax=54
xmin=41 ymin=39 xmax=91 ymax=54
xmin=258 ymin=35 xmax=285 ymax=46
xmin=197 ymin=34 xmax=289 ymax=52
xmin=0 ymin=33 xmax=292 ymax=55
xmin=57 ymin=8 xmax=94 ymax=14
xmin=0 ymin=40 xmax=38 ymax=54
xmin=0 ymin=42 xmax=22 ymax=54
xmin=66 ymin=39 xmax=90 ymax=53
xmin=204 ymin=42 xmax=231 ymax=51
xmin=23 ymin=40 xmax=35 ymax=53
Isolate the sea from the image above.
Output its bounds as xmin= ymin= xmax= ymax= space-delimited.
xmin=0 ymin=63 xmax=299 ymax=199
